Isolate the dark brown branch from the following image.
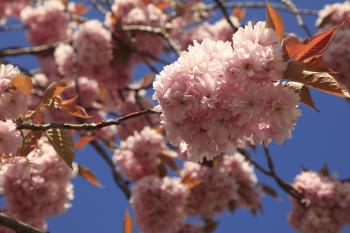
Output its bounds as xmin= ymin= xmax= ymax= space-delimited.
xmin=0 ymin=212 xmax=48 ymax=233
xmin=0 ymin=43 xmax=62 ymax=57
xmin=90 ymin=0 xmax=109 ymax=15
xmin=121 ymin=25 xmax=181 ymax=56
xmin=279 ymin=0 xmax=312 ymax=37
xmin=263 ymin=146 xmax=303 ymax=200
xmin=90 ymin=140 xmax=131 ymax=199
xmin=238 ymin=147 xmax=303 ymax=201
xmin=210 ymin=2 xmax=319 ymax=16
xmin=17 ymin=109 xmax=159 ymax=131
xmin=214 ymin=0 xmax=238 ymax=30
xmin=0 ymin=24 xmax=26 ymax=33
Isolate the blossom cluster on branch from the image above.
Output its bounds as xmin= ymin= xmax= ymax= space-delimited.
xmin=0 ymin=0 xmax=349 ymax=233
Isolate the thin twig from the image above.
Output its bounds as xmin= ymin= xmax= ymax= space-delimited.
xmin=90 ymin=0 xmax=109 ymax=15
xmin=90 ymin=140 xmax=131 ymax=199
xmin=209 ymin=2 xmax=319 ymax=16
xmin=0 ymin=212 xmax=48 ymax=233
xmin=279 ymin=0 xmax=312 ymax=37
xmin=214 ymin=0 xmax=238 ymax=30
xmin=17 ymin=109 xmax=160 ymax=131
xmin=0 ymin=24 xmax=26 ymax=33
xmin=0 ymin=42 xmax=62 ymax=57
xmin=122 ymin=25 xmax=181 ymax=56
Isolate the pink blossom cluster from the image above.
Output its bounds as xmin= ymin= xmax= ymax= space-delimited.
xmin=219 ymin=154 xmax=261 ymax=209
xmin=179 ymin=17 xmax=239 ymax=50
xmin=316 ymin=1 xmax=350 ymax=28
xmin=131 ymin=176 xmax=187 ymax=233
xmin=181 ymin=153 xmax=260 ymax=217
xmin=54 ymin=20 xmax=131 ymax=86
xmin=175 ymin=224 xmax=204 ymax=233
xmin=0 ymin=64 xmax=29 ymax=119
xmin=21 ymin=1 xmax=68 ymax=46
xmin=322 ymin=29 xmax=350 ymax=89
xmin=113 ymin=126 xmax=166 ymax=181
xmin=317 ymin=2 xmax=350 ymax=89
xmin=117 ymin=91 xmax=158 ymax=140
xmin=105 ymin=0 xmax=167 ymax=62
xmin=154 ymin=22 xmax=300 ymax=162
xmin=288 ymin=171 xmax=350 ymax=233
xmin=0 ymin=141 xmax=75 ymax=231
xmin=0 ymin=120 xmax=22 ymax=155
xmin=0 ymin=0 xmax=29 ymax=21
xmin=21 ymin=1 xmax=69 ymax=81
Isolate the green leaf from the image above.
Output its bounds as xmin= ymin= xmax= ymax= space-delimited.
xmin=45 ymin=128 xmax=75 ymax=168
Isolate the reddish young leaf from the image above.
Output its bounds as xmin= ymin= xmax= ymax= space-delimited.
xmin=123 ymin=210 xmax=133 ymax=233
xmin=181 ymin=174 xmax=202 ymax=189
xmin=265 ymin=1 xmax=285 ymax=42
xmin=60 ymin=96 xmax=92 ymax=119
xmin=155 ymin=2 xmax=169 ymax=11
xmin=73 ymin=4 xmax=89 ymax=15
xmin=78 ymin=165 xmax=102 ymax=188
xmin=284 ymin=61 xmax=305 ymax=83
xmin=296 ymin=26 xmax=340 ymax=61
xmin=232 ymin=6 xmax=246 ymax=22
xmin=285 ymin=82 xmax=320 ymax=112
xmin=260 ymin=183 xmax=278 ymax=198
xmin=75 ymin=136 xmax=94 ymax=149
xmin=282 ymin=36 xmax=305 ymax=60
xmin=302 ymin=70 xmax=350 ymax=98
xmin=18 ymin=131 xmax=43 ymax=157
xmin=41 ymin=81 xmax=70 ymax=107
xmin=160 ymin=154 xmax=179 ymax=173
xmin=140 ymin=75 xmax=153 ymax=89
xmin=11 ymin=75 xmax=33 ymax=96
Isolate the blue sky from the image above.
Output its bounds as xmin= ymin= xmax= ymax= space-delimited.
xmin=2 ymin=0 xmax=350 ymax=232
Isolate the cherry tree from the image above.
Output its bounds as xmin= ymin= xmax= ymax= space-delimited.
xmin=0 ymin=0 xmax=349 ymax=233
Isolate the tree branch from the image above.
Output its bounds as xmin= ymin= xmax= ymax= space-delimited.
xmin=90 ymin=140 xmax=131 ymax=199
xmin=17 ymin=109 xmax=160 ymax=131
xmin=238 ymin=147 xmax=303 ymax=201
xmin=214 ymin=0 xmax=238 ymax=30
xmin=0 ymin=43 xmax=62 ymax=58
xmin=0 ymin=212 xmax=48 ymax=233
xmin=121 ymin=25 xmax=181 ymax=56
xmin=209 ymin=2 xmax=319 ymax=16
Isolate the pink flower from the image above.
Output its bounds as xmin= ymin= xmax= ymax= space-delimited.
xmin=0 ymin=120 xmax=21 ymax=155
xmin=106 ymin=0 xmax=167 ymax=62
xmin=154 ymin=27 xmax=299 ymax=161
xmin=154 ymin=39 xmax=234 ymax=161
xmin=0 ymin=79 xmax=29 ymax=119
xmin=21 ymin=1 xmax=68 ymax=45
xmin=0 ymin=141 xmax=74 ymax=223
xmin=219 ymin=153 xmax=261 ymax=210
xmin=181 ymin=161 xmax=238 ymax=217
xmin=131 ymin=176 xmax=187 ymax=233
xmin=179 ymin=17 xmax=239 ymax=50
xmin=288 ymin=171 xmax=350 ymax=233
xmin=117 ymin=91 xmax=159 ymax=140
xmin=113 ymin=126 xmax=166 ymax=181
